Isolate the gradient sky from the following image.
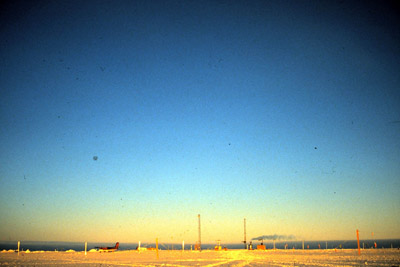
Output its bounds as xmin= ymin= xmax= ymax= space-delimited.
xmin=1 ymin=0 xmax=399 ymax=244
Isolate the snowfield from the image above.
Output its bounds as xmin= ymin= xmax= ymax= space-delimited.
xmin=1 ymin=249 xmax=399 ymax=266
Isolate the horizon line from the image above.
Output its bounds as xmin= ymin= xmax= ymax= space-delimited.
xmin=1 ymin=238 xmax=400 ymax=244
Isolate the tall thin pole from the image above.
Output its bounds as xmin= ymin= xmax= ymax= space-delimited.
xmin=243 ymin=218 xmax=247 ymax=249
xmin=356 ymin=229 xmax=361 ymax=255
xmin=198 ymin=214 xmax=201 ymax=251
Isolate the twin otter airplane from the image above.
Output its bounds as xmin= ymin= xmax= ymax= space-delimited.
xmin=96 ymin=242 xmax=119 ymax=252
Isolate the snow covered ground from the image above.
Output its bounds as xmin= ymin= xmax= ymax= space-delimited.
xmin=1 ymin=249 xmax=399 ymax=266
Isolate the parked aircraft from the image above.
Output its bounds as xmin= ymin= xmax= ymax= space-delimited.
xmin=96 ymin=242 xmax=119 ymax=252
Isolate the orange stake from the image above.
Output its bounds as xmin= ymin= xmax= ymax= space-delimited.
xmin=356 ymin=229 xmax=361 ymax=255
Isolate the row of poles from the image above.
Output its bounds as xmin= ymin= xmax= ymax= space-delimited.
xmin=139 ymin=217 xmax=366 ymax=253
xmin=13 ymin=214 xmax=200 ymax=255
xmin=12 ymin=216 xmax=368 ymax=255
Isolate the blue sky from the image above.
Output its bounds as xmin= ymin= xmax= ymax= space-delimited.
xmin=1 ymin=0 xmax=399 ymax=243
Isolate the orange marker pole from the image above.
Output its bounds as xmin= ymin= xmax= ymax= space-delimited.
xmin=356 ymin=229 xmax=361 ymax=255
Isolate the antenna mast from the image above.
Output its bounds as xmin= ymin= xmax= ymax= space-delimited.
xmin=243 ymin=218 xmax=247 ymax=249
xmin=198 ymin=214 xmax=201 ymax=251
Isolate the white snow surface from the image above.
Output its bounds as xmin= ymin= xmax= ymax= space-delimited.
xmin=0 ymin=249 xmax=399 ymax=266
